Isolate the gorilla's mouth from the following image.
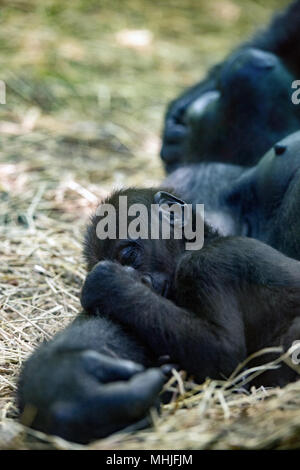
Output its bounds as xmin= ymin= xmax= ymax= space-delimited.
xmin=161 ymin=89 xmax=222 ymax=170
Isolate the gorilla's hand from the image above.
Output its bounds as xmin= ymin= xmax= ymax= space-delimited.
xmin=81 ymin=260 xmax=150 ymax=316
xmin=19 ymin=348 xmax=165 ymax=444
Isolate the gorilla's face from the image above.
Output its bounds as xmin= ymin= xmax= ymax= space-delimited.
xmin=84 ymin=188 xmax=188 ymax=300
xmin=161 ymin=48 xmax=300 ymax=172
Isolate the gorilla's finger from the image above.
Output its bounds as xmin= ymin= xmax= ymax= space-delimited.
xmin=99 ymin=368 xmax=165 ymax=421
xmin=50 ymin=401 xmax=79 ymax=439
xmin=81 ymin=350 xmax=144 ymax=383
xmin=120 ymin=416 xmax=151 ymax=434
xmin=160 ymin=363 xmax=179 ymax=377
xmin=47 ymin=370 xmax=164 ymax=442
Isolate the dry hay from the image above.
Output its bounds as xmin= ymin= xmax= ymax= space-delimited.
xmin=0 ymin=0 xmax=298 ymax=451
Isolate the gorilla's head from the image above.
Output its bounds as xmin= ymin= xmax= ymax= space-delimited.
xmin=161 ymin=48 xmax=300 ymax=172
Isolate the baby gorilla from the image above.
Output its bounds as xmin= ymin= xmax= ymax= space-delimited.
xmin=18 ymin=184 xmax=300 ymax=443
xmin=81 ymin=188 xmax=300 ymax=387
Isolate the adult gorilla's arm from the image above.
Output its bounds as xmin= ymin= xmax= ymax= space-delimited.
xmin=224 ymin=131 xmax=300 ymax=260
xmin=267 ymin=173 xmax=300 ymax=260
xmin=17 ymin=313 xmax=165 ymax=444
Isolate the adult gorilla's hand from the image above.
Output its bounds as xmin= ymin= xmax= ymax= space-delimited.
xmin=18 ymin=346 xmax=165 ymax=444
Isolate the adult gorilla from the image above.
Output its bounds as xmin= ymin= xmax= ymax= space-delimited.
xmin=161 ymin=0 xmax=300 ymax=172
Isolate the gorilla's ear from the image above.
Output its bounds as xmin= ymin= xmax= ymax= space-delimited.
xmin=154 ymin=191 xmax=188 ymax=227
xmin=154 ymin=191 xmax=186 ymax=207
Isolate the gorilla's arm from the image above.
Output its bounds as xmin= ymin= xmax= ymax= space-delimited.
xmin=224 ymin=131 xmax=300 ymax=260
xmin=81 ymin=238 xmax=300 ymax=386
xmin=81 ymin=260 xmax=247 ymax=383
xmin=18 ymin=314 xmax=165 ymax=444
xmin=267 ymin=174 xmax=300 ymax=259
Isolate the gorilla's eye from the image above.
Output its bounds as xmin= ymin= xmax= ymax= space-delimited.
xmin=117 ymin=245 xmax=141 ymax=268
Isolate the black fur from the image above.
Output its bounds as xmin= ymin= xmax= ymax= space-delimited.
xmin=163 ymin=131 xmax=300 ymax=260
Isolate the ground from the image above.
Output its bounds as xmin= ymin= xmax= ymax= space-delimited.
xmin=1 ymin=0 xmax=300 ymax=450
